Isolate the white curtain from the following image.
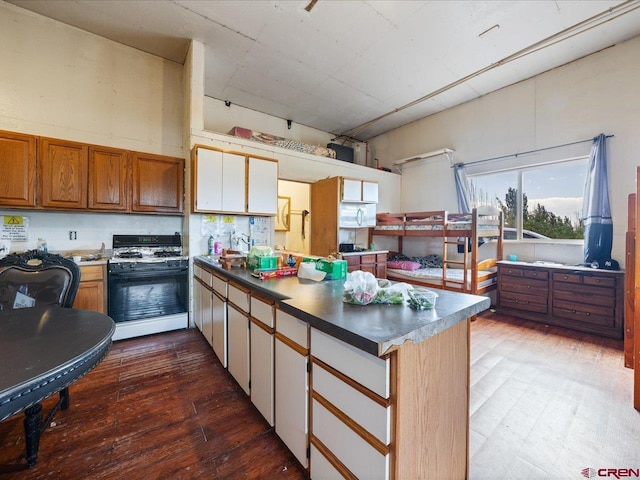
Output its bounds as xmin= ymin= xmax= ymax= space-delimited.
xmin=453 ymin=163 xmax=471 ymax=213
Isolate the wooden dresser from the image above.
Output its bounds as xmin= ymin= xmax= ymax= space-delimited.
xmin=342 ymin=251 xmax=388 ymax=279
xmin=497 ymin=261 xmax=624 ymax=339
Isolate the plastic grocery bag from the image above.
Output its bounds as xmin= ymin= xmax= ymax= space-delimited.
xmin=343 ymin=271 xmax=414 ymax=305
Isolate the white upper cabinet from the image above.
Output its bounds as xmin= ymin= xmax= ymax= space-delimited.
xmin=341 ymin=178 xmax=378 ymax=203
xmin=247 ymin=157 xmax=278 ymax=215
xmin=194 ymin=147 xmax=278 ymax=215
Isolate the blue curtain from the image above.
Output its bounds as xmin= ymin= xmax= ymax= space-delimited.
xmin=453 ymin=163 xmax=471 ymax=213
xmin=582 ymin=134 xmax=612 ymax=263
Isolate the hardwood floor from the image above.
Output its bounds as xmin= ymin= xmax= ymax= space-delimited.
xmin=0 ymin=312 xmax=637 ymax=479
xmin=0 ymin=330 xmax=307 ymax=479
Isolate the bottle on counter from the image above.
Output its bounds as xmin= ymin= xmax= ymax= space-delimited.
xmin=214 ymin=240 xmax=222 ymax=255
xmin=37 ymin=237 xmax=48 ymax=253
xmin=207 ymin=235 xmax=214 ymax=255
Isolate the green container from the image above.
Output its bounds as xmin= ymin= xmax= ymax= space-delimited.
xmin=248 ymin=255 xmax=278 ymax=271
xmin=315 ymin=259 xmax=347 ymax=280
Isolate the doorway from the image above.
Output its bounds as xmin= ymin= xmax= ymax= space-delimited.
xmin=274 ymin=180 xmax=311 ymax=255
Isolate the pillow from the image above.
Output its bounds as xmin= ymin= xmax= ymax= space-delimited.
xmin=387 ymin=260 xmax=422 ymax=271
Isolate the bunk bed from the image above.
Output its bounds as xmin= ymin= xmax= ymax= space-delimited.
xmin=371 ymin=206 xmax=504 ymax=295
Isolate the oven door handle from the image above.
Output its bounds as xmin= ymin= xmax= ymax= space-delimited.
xmin=109 ymin=269 xmax=187 ymax=280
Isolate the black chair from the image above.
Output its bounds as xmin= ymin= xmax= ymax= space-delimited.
xmin=0 ymin=249 xmax=81 ymax=467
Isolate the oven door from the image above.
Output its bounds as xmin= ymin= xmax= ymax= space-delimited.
xmin=108 ymin=265 xmax=188 ymax=323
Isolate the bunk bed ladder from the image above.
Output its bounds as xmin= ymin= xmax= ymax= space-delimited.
xmin=443 ymin=237 xmax=469 ymax=292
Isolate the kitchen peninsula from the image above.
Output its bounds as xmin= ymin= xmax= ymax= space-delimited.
xmin=194 ymin=256 xmax=489 ymax=479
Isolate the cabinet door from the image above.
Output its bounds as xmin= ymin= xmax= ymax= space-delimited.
xmin=0 ymin=130 xmax=36 ymax=208
xmin=275 ymin=337 xmax=309 ymax=468
xmin=74 ymin=265 xmax=106 ymax=313
xmin=228 ymin=305 xmax=250 ymax=394
xmin=193 ymin=277 xmax=203 ymax=332
xmin=88 ymin=146 xmax=129 ymax=211
xmin=341 ymin=178 xmax=362 ymax=202
xmin=194 ymin=148 xmax=223 ymax=211
xmin=250 ymin=323 xmax=274 ymax=426
xmin=212 ymin=291 xmax=227 ymax=367
xmin=362 ymin=181 xmax=378 ymax=203
xmin=247 ymin=157 xmax=278 ymax=215
xmin=222 ymin=152 xmax=246 ymax=213
xmin=39 ymin=137 xmax=88 ymax=209
xmin=202 ymin=287 xmax=213 ymax=347
xmin=131 ymin=151 xmax=184 ymax=214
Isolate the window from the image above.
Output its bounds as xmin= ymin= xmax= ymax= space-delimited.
xmin=468 ymin=157 xmax=588 ymax=240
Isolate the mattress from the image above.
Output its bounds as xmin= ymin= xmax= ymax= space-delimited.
xmin=387 ymin=267 xmax=496 ymax=290
xmin=229 ymin=126 xmax=336 ymax=158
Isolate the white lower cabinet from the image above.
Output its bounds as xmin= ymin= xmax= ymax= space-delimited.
xmin=250 ymin=296 xmax=275 ymax=426
xmin=227 ymin=303 xmax=250 ymax=395
xmin=193 ymin=267 xmax=203 ymax=332
xmin=310 ymin=328 xmax=391 ymax=480
xmin=201 ymin=282 xmax=213 ymax=348
xmin=275 ymin=309 xmax=309 ymax=469
xmin=211 ymin=291 xmax=227 ymax=367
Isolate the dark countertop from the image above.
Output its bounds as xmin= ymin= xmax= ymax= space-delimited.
xmin=195 ymin=256 xmax=490 ymax=356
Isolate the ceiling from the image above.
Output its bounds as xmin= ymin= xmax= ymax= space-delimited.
xmin=8 ymin=0 xmax=640 ymax=141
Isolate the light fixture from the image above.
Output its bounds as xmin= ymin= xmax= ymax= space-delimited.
xmin=287 ymin=119 xmax=292 ymax=130
xmin=392 ymin=148 xmax=455 ymax=172
xmin=225 ymin=101 xmax=231 ymax=107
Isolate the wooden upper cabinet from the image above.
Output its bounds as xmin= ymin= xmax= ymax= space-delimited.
xmin=39 ymin=137 xmax=88 ymax=209
xmin=131 ymin=151 xmax=184 ymax=214
xmin=88 ymin=146 xmax=129 ymax=211
xmin=0 ymin=130 xmax=37 ymax=208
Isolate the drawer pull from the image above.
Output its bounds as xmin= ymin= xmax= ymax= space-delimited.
xmin=515 ymin=300 xmax=529 ymax=304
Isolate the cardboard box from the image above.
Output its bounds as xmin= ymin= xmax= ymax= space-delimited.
xmin=247 ymin=255 xmax=278 ymax=271
xmin=315 ymin=259 xmax=347 ymax=280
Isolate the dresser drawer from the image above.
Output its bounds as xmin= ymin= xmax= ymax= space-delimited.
xmin=583 ymin=276 xmax=616 ymax=288
xmin=553 ymin=286 xmax=615 ymax=308
xmin=552 ymin=305 xmax=615 ymax=328
xmin=524 ymin=269 xmax=548 ymax=280
xmin=360 ymin=254 xmax=376 ymax=264
xmin=500 ymin=266 xmax=524 ymax=277
xmin=345 ymin=256 xmax=360 ymax=266
xmin=499 ymin=278 xmax=548 ymax=297
xmin=500 ymin=296 xmax=548 ymax=314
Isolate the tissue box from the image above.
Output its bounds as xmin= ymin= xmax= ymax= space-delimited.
xmin=315 ymin=259 xmax=347 ymax=280
xmin=248 ymin=255 xmax=278 ymax=271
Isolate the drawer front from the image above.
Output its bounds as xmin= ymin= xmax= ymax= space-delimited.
xmin=251 ymin=296 xmax=274 ymax=328
xmin=311 ymin=328 xmax=389 ymax=399
xmin=553 ymin=288 xmax=615 ymax=308
xmin=312 ymin=399 xmax=389 ymax=480
xmin=80 ymin=265 xmax=103 ymax=281
xmin=276 ymin=309 xmax=309 ymax=348
xmin=553 ymin=299 xmax=614 ymax=319
xmin=552 ymin=272 xmax=583 ymax=284
xmin=583 ymin=275 xmax=616 ymax=288
xmin=523 ymin=269 xmax=548 ymax=280
xmin=228 ymin=283 xmax=249 ymax=312
xmin=552 ymin=306 xmax=615 ymax=328
xmin=376 ymin=253 xmax=387 ymax=262
xmin=345 ymin=256 xmax=360 ymax=266
xmin=499 ymin=280 xmax=548 ymax=297
xmin=360 ymin=254 xmax=376 ymax=264
xmin=201 ymin=269 xmax=213 ymax=288
xmin=313 ymin=362 xmax=390 ymax=444
xmin=499 ymin=266 xmax=524 ymax=277
xmin=193 ymin=264 xmax=202 ymax=279
xmin=500 ymin=291 xmax=547 ymax=306
xmin=500 ymin=296 xmax=548 ymax=314
xmin=212 ymin=273 xmax=227 ymax=297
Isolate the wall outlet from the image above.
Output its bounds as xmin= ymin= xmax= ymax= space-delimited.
xmin=69 ymin=231 xmax=77 ymax=240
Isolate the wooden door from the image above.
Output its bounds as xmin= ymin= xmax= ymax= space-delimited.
xmin=310 ymin=177 xmax=340 ymax=256
xmin=0 ymin=130 xmax=36 ymax=208
xmin=635 ymin=170 xmax=640 ymax=410
xmin=74 ymin=265 xmax=106 ymax=313
xmin=39 ymin=137 xmax=88 ymax=209
xmin=131 ymin=151 xmax=184 ymax=214
xmin=88 ymin=146 xmax=129 ymax=211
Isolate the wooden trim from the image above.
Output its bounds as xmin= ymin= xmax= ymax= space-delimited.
xmin=228 ymin=280 xmax=250 ymax=294
xmin=388 ymin=350 xmax=397 ymax=480
xmin=311 ymin=356 xmax=389 ymax=409
xmin=274 ymin=331 xmax=308 ymax=356
xmin=251 ymin=291 xmax=275 ymax=305
xmin=309 ymin=434 xmax=358 ymax=480
xmin=250 ymin=316 xmax=274 ymax=335
xmin=312 ymin=390 xmax=389 ymax=456
xmin=213 ymin=290 xmax=225 ymax=303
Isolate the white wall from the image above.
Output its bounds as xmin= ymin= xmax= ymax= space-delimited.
xmin=0 ymin=3 xmax=185 ymax=253
xmin=368 ymin=35 xmax=640 ymax=267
